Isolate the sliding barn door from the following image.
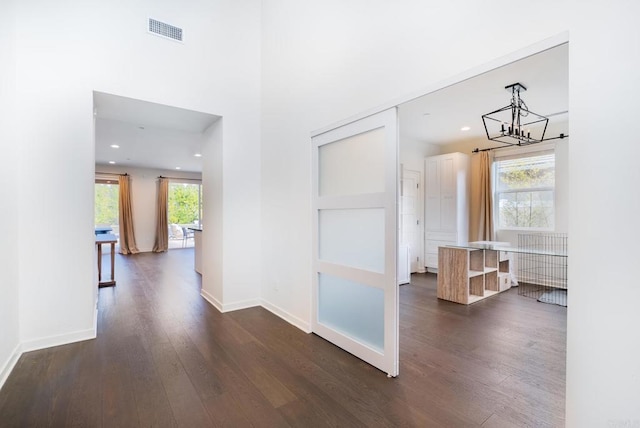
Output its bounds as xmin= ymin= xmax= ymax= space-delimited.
xmin=311 ymin=108 xmax=399 ymax=377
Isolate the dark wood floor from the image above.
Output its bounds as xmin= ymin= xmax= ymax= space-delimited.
xmin=0 ymin=250 xmax=566 ymax=427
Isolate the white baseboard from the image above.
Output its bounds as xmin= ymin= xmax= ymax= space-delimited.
xmin=200 ymin=291 xmax=310 ymax=333
xmin=261 ymin=299 xmax=311 ymax=333
xmin=200 ymin=289 xmax=261 ymax=313
xmin=20 ymin=327 xmax=97 ymax=354
xmin=0 ymin=343 xmax=22 ymax=391
xmin=220 ymin=298 xmax=261 ymax=313
xmin=0 ymin=323 xmax=97 ymax=391
xmin=201 ymin=289 xmax=223 ymax=312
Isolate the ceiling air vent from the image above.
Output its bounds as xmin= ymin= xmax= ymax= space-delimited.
xmin=148 ymin=18 xmax=183 ymax=42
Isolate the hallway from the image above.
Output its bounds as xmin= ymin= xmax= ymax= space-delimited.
xmin=0 ymin=250 xmax=566 ymax=427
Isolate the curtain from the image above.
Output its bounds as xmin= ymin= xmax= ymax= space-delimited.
xmin=118 ymin=174 xmax=140 ymax=254
xmin=470 ymin=151 xmax=494 ymax=241
xmin=152 ymin=177 xmax=169 ymax=252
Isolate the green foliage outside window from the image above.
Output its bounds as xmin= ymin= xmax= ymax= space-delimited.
xmin=95 ymin=183 xmax=119 ymax=226
xmin=168 ymin=183 xmax=200 ymax=225
xmin=496 ymin=153 xmax=555 ymax=229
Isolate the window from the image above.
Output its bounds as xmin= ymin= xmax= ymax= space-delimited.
xmin=94 ymin=180 xmax=119 ymax=236
xmin=167 ymin=181 xmax=202 ymax=248
xmin=494 ymin=150 xmax=555 ymax=230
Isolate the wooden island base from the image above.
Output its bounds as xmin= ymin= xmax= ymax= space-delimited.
xmin=437 ymin=246 xmax=511 ymax=305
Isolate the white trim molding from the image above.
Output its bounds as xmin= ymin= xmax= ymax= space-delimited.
xmin=20 ymin=328 xmax=97 ymax=354
xmin=0 ymin=325 xmax=97 ymax=391
xmin=0 ymin=343 xmax=22 ymax=390
xmin=261 ymin=299 xmax=312 ymax=333
xmin=200 ymin=290 xmax=261 ymax=313
xmin=200 ymin=289 xmax=223 ymax=312
xmin=219 ymin=298 xmax=261 ymax=313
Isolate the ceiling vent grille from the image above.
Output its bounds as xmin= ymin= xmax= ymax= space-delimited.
xmin=148 ymin=18 xmax=183 ymax=42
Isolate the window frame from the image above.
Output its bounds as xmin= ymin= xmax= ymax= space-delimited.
xmin=493 ymin=147 xmax=556 ymax=232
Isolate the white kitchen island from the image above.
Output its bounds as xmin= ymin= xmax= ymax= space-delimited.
xmin=189 ymin=227 xmax=203 ymax=274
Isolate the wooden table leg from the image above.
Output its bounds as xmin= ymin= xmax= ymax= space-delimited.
xmin=97 ymin=243 xmax=103 ymax=282
xmin=110 ymin=242 xmax=115 ymax=282
xmin=97 ymin=234 xmax=117 ymax=288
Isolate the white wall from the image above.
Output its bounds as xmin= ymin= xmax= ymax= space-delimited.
xmin=261 ymin=1 xmax=640 ymax=425
xmin=567 ymin=3 xmax=640 ymax=425
xmin=201 ymin=120 xmax=224 ymax=308
xmin=0 ymin=0 xmax=21 ymax=387
xmin=11 ymin=0 xmax=262 ymax=355
xmin=95 ymin=164 xmax=201 ymax=252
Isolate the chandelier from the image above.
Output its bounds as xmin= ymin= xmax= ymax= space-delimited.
xmin=481 ymin=82 xmax=550 ymax=146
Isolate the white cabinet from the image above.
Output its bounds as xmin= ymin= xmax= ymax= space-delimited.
xmin=424 ymin=153 xmax=469 ymax=271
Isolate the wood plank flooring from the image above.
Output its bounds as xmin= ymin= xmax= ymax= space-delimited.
xmin=0 ymin=250 xmax=566 ymax=427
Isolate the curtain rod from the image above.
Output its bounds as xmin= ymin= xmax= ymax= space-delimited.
xmin=472 ymin=134 xmax=570 ymax=153
xmin=472 ymin=146 xmax=503 ymax=153
xmin=471 ymin=134 xmax=569 ymax=153
xmin=158 ymin=176 xmax=202 ymax=182
xmin=96 ymin=172 xmax=128 ymax=176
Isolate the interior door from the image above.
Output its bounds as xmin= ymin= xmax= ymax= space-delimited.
xmin=401 ymin=169 xmax=421 ymax=273
xmin=311 ymin=108 xmax=399 ymax=377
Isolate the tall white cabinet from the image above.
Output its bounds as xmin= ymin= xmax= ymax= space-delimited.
xmin=424 ymin=152 xmax=470 ymax=272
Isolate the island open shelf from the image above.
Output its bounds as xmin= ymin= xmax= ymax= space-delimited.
xmin=437 ymin=246 xmax=511 ymax=305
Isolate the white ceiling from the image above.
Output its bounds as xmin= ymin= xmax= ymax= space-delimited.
xmin=94 ymin=44 xmax=567 ymax=172
xmin=399 ymin=43 xmax=568 ymax=147
xmin=94 ymin=92 xmax=220 ymax=173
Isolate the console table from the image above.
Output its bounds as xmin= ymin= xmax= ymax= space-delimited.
xmin=96 ymin=233 xmax=117 ymax=287
xmin=437 ymin=242 xmax=567 ymax=305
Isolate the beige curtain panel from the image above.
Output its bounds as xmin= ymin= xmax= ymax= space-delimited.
xmin=152 ymin=177 xmax=169 ymax=253
xmin=118 ymin=174 xmax=140 ymax=254
xmin=469 ymin=151 xmax=494 ymax=241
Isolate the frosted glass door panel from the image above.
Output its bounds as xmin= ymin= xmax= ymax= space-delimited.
xmin=318 ymin=273 xmax=384 ymax=353
xmin=319 ymin=208 xmax=385 ymax=273
xmin=319 ymin=128 xmax=385 ymax=197
xmin=311 ymin=107 xmax=398 ymax=377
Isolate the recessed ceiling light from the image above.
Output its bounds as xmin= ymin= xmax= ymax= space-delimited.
xmin=461 ymin=126 xmax=471 ymax=131
xmin=110 ymin=144 xmax=120 ymax=148
xmin=109 ymin=161 xmax=116 ymax=164
xmin=175 ymin=166 xmax=181 ymax=170
xmin=194 ymin=153 xmax=202 ymax=157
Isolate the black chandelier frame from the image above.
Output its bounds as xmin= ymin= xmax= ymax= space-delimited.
xmin=482 ymin=82 xmax=551 ymax=146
